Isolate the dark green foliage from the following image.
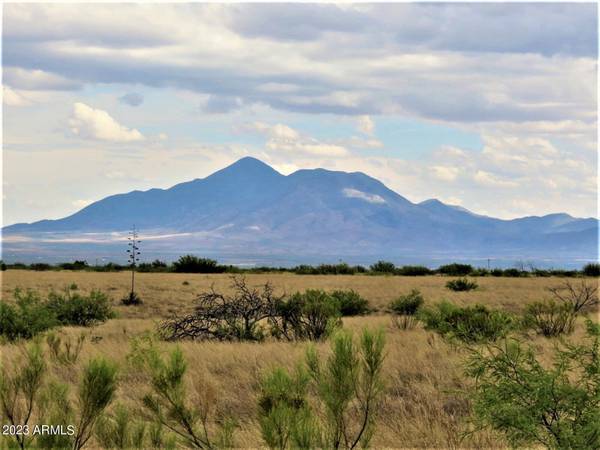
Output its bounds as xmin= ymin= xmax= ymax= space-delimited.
xmin=395 ymin=265 xmax=432 ymax=276
xmin=59 ymin=260 xmax=89 ymax=271
xmin=274 ymin=290 xmax=341 ymax=341
xmin=583 ymin=262 xmax=600 ymax=277
xmin=446 ymin=277 xmax=478 ymax=292
xmin=30 ymin=263 xmax=53 ymax=271
xmin=369 ymin=260 xmax=395 ymax=273
xmin=172 ymin=255 xmax=226 ymax=273
xmin=490 ymin=269 xmax=503 ymax=277
xmin=95 ymin=404 xmax=148 ymax=449
xmin=470 ymin=268 xmax=490 ymax=276
xmin=293 ymin=263 xmax=364 ymax=275
xmin=138 ymin=259 xmax=169 ymax=273
xmin=46 ymin=289 xmax=115 ymax=326
xmin=0 ymin=260 xmax=6 ymax=271
xmin=438 ymin=263 xmax=473 ymax=276
xmin=502 ymin=268 xmax=524 ymax=277
xmin=389 ymin=289 xmax=424 ymax=316
xmin=466 ymin=321 xmax=600 ymax=449
xmin=420 ymin=301 xmax=514 ymax=343
xmin=121 ymin=291 xmax=143 ymax=306
xmin=0 ymin=290 xmax=58 ymax=341
xmin=329 ymin=290 xmax=370 ymax=316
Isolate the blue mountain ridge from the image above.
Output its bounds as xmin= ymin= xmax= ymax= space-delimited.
xmin=3 ymin=157 xmax=598 ymax=262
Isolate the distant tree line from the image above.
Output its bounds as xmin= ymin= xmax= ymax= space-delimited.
xmin=1 ymin=257 xmax=598 ymax=277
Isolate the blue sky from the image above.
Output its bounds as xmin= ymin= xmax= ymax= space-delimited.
xmin=2 ymin=3 xmax=597 ymax=224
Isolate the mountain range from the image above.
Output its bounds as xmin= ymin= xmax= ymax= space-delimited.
xmin=2 ymin=157 xmax=598 ymax=266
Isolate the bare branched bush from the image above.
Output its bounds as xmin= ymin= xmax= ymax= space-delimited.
xmin=160 ymin=276 xmax=283 ymax=341
xmin=525 ymin=280 xmax=599 ymax=336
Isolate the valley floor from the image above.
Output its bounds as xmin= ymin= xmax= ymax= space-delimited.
xmin=1 ymin=271 xmax=597 ymax=448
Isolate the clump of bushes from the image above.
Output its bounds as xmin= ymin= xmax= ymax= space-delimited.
xmin=370 ymin=260 xmax=396 ymax=273
xmin=258 ymin=329 xmax=386 ymax=449
xmin=466 ymin=321 xmax=600 ymax=449
xmin=524 ymin=280 xmax=598 ymax=337
xmin=446 ymin=277 xmax=478 ymax=292
xmin=160 ymin=279 xmax=373 ymax=342
xmin=420 ymin=301 xmax=515 ymax=343
xmin=0 ymin=288 xmax=114 ymax=341
xmin=329 ymin=289 xmax=370 ymax=315
xmin=583 ymin=262 xmax=600 ymax=277
xmin=396 ymin=265 xmax=432 ymax=276
xmin=273 ymin=290 xmax=342 ymax=341
xmin=172 ymin=255 xmax=226 ymax=273
xmin=389 ymin=289 xmax=424 ymax=330
xmin=438 ymin=263 xmax=473 ymax=276
xmin=293 ymin=263 xmax=365 ymax=275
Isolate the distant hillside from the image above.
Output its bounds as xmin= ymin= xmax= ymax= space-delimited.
xmin=3 ymin=157 xmax=598 ymax=264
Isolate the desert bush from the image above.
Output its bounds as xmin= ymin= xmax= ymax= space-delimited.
xmin=329 ymin=289 xmax=370 ymax=316
xmin=136 ymin=343 xmax=235 ymax=449
xmin=272 ymin=290 xmax=341 ymax=341
xmin=160 ymin=277 xmax=282 ymax=341
xmin=395 ymin=265 xmax=432 ymax=276
xmin=46 ymin=289 xmax=115 ymax=326
xmin=0 ymin=289 xmax=58 ymax=341
xmin=0 ymin=342 xmax=46 ymax=449
xmin=59 ymin=260 xmax=89 ymax=271
xmin=294 ymin=263 xmax=363 ymax=275
xmin=466 ymin=321 xmax=600 ymax=449
xmin=370 ymin=260 xmax=396 ymax=273
xmin=524 ymin=279 xmax=598 ymax=337
xmin=258 ymin=329 xmax=386 ymax=449
xmin=258 ymin=366 xmax=316 ymax=449
xmin=420 ymin=301 xmax=514 ymax=343
xmin=46 ymin=332 xmax=86 ymax=365
xmin=95 ymin=404 xmax=148 ymax=449
xmin=172 ymin=255 xmax=225 ymax=273
xmin=446 ymin=277 xmax=478 ymax=292
xmin=121 ymin=291 xmax=143 ymax=306
xmin=438 ymin=263 xmax=473 ymax=276
xmin=583 ymin=262 xmax=600 ymax=277
xmin=389 ymin=289 xmax=424 ymax=315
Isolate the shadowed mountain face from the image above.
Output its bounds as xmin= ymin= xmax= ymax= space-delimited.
xmin=3 ymin=157 xmax=598 ymax=263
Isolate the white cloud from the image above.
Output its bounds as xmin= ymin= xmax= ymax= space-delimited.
xmin=473 ymin=170 xmax=519 ymax=188
xmin=3 ymin=86 xmax=30 ymax=106
xmin=246 ymin=122 xmax=348 ymax=157
xmin=431 ymin=166 xmax=459 ymax=182
xmin=69 ymin=102 xmax=145 ymax=142
xmin=357 ymin=115 xmax=375 ymax=135
xmin=342 ymin=188 xmax=386 ymax=204
xmin=72 ymin=199 xmax=92 ymax=208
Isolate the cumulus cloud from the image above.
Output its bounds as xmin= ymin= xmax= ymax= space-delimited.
xmin=342 ymin=188 xmax=386 ymax=204
xmin=245 ymin=122 xmax=348 ymax=157
xmin=3 ymin=86 xmax=30 ymax=106
xmin=69 ymin=102 xmax=145 ymax=142
xmin=357 ymin=115 xmax=375 ymax=135
xmin=3 ymin=67 xmax=81 ymax=91
xmin=118 ymin=92 xmax=144 ymax=107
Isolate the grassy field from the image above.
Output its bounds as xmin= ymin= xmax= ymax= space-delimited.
xmin=1 ymin=270 xmax=598 ymax=448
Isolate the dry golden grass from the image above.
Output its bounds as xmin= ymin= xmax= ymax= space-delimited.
xmin=1 ymin=270 xmax=598 ymax=449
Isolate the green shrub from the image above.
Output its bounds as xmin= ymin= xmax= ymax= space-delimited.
xmin=1 ymin=290 xmax=58 ymax=341
xmin=46 ymin=289 xmax=115 ymax=326
xmin=420 ymin=301 xmax=514 ymax=343
xmin=583 ymin=262 xmax=600 ymax=277
xmin=136 ymin=344 xmax=235 ymax=448
xmin=274 ymin=290 xmax=341 ymax=341
xmin=172 ymin=255 xmax=225 ymax=273
xmin=395 ymin=265 xmax=432 ymax=276
xmin=523 ymin=300 xmax=575 ymax=337
xmin=466 ymin=321 xmax=600 ymax=449
xmin=329 ymin=290 xmax=370 ymax=316
xmin=389 ymin=289 xmax=424 ymax=315
xmin=438 ymin=263 xmax=473 ymax=276
xmin=95 ymin=404 xmax=148 ymax=449
xmin=258 ymin=329 xmax=386 ymax=449
xmin=446 ymin=277 xmax=478 ymax=292
xmin=370 ymin=260 xmax=396 ymax=273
